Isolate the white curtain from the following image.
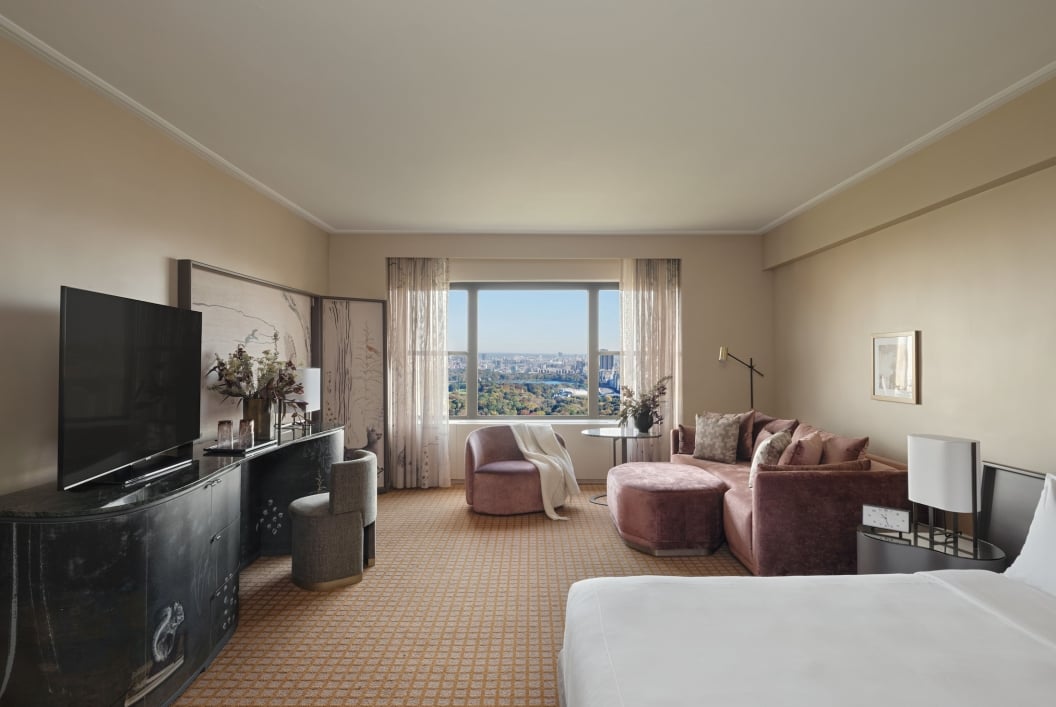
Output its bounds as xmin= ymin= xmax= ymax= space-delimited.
xmin=387 ymin=258 xmax=451 ymax=489
xmin=621 ymin=259 xmax=682 ymax=461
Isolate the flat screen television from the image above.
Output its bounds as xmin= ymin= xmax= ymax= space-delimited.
xmin=58 ymin=286 xmax=202 ymax=490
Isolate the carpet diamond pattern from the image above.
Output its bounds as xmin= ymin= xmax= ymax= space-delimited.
xmin=176 ymin=484 xmax=747 ymax=706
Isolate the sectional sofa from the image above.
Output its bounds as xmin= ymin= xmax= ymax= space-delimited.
xmin=607 ymin=411 xmax=909 ymax=575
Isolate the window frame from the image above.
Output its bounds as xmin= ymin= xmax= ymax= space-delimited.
xmin=449 ymin=282 xmax=619 ymax=420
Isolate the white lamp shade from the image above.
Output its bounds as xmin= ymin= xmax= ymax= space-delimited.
xmin=907 ymin=434 xmax=980 ymax=513
xmin=297 ymin=367 xmax=321 ymax=412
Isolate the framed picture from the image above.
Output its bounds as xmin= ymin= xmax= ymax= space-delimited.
xmin=320 ymin=297 xmax=389 ymax=491
xmin=178 ymin=260 xmax=316 ymax=440
xmin=871 ymin=331 xmax=919 ymax=404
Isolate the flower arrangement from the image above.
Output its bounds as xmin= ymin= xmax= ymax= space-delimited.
xmin=617 ymin=376 xmax=673 ymax=430
xmin=207 ymin=333 xmax=304 ymax=403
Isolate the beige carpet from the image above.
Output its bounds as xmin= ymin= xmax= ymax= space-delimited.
xmin=176 ymin=484 xmax=748 ymax=706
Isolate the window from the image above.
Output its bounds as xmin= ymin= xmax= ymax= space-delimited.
xmin=448 ymin=284 xmax=620 ymax=418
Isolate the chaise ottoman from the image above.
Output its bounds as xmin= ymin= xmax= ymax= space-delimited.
xmin=607 ymin=462 xmax=727 ymax=556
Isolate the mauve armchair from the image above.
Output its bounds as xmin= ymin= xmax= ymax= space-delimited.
xmin=465 ymin=425 xmax=566 ymax=515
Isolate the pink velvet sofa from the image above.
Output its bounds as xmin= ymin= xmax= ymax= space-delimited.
xmin=668 ymin=413 xmax=909 ymax=576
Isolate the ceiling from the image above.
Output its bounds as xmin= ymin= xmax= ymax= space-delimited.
xmin=2 ymin=1 xmax=1056 ymax=235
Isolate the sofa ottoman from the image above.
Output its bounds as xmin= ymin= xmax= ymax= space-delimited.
xmin=607 ymin=462 xmax=727 ymax=556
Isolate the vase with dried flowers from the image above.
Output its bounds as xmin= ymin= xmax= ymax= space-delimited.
xmin=207 ymin=333 xmax=304 ymax=443
xmin=617 ymin=376 xmax=672 ymax=433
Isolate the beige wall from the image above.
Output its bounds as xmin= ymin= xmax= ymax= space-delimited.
xmin=329 ymin=233 xmax=774 ymax=480
xmin=0 ymin=37 xmax=329 ymax=494
xmin=765 ymin=78 xmax=1056 ymax=472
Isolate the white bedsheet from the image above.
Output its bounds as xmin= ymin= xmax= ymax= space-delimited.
xmin=559 ymin=571 xmax=1056 ymax=706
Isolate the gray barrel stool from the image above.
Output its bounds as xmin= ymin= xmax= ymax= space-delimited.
xmin=289 ymin=449 xmax=377 ymax=590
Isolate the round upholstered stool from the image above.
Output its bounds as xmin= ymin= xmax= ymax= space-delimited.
xmin=289 ymin=493 xmax=364 ymax=590
xmin=606 ymin=462 xmax=727 ymax=556
xmin=289 ymin=451 xmax=377 ymax=591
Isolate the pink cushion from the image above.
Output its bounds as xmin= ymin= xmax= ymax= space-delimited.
xmin=820 ymin=434 xmax=870 ymax=464
xmin=677 ymin=424 xmax=696 ymax=454
xmin=789 ymin=423 xmax=819 ymax=444
xmin=476 ymin=460 xmax=538 ymax=474
xmin=751 ymin=416 xmax=798 ymax=457
xmin=786 ymin=423 xmax=869 ymax=463
xmin=778 ymin=431 xmax=823 ymax=466
xmin=737 ymin=410 xmax=755 ymax=461
xmin=752 ymin=411 xmax=775 ymax=437
xmin=757 ymin=458 xmax=872 ymax=472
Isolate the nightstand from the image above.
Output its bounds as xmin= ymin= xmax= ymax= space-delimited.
xmin=857 ymin=524 xmax=1007 ymax=574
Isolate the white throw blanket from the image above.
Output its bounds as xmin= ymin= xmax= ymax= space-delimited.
xmin=509 ymin=423 xmax=580 ymax=520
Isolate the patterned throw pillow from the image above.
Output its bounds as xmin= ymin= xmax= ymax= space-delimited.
xmin=693 ymin=411 xmax=746 ymax=463
xmin=749 ymin=430 xmax=792 ymax=488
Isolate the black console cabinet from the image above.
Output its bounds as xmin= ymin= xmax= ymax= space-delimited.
xmin=0 ymin=427 xmax=343 ymax=707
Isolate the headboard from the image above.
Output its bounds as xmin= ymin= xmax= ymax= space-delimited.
xmin=976 ymin=461 xmax=1047 ymax=562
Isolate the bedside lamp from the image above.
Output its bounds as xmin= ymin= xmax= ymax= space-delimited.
xmin=907 ymin=434 xmax=981 ymax=557
xmin=718 ymin=346 xmax=765 ymax=408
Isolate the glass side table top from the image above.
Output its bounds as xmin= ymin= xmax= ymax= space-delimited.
xmin=581 ymin=427 xmax=661 ymax=440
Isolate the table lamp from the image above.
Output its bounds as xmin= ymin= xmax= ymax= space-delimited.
xmin=907 ymin=434 xmax=981 ymax=557
xmin=294 ymin=367 xmax=321 ymax=434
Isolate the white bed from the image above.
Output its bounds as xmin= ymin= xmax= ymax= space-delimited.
xmin=560 ymin=467 xmax=1056 ymax=707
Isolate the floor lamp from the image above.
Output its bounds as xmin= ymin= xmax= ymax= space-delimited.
xmin=718 ymin=346 xmax=765 ymax=409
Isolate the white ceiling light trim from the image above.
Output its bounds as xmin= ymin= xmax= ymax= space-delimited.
xmin=0 ymin=14 xmax=335 ymax=233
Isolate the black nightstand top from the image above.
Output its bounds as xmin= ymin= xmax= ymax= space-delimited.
xmin=857 ymin=524 xmax=1007 ymax=574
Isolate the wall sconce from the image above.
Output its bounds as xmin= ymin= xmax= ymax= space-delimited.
xmin=718 ymin=346 xmax=765 ymax=408
xmin=907 ymin=433 xmax=981 ymax=557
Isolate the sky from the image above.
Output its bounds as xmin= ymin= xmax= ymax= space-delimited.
xmin=448 ymin=289 xmax=620 ymax=354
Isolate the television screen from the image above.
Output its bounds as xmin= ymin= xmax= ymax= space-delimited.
xmin=58 ymin=287 xmax=202 ymax=490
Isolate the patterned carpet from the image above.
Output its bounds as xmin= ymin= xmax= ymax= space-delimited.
xmin=176 ymin=484 xmax=748 ymax=706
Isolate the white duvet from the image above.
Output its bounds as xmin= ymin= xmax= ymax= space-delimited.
xmin=559 ymin=571 xmax=1056 ymax=706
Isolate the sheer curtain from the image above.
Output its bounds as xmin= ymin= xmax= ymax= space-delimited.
xmin=621 ymin=259 xmax=682 ymax=461
xmin=387 ymin=258 xmax=451 ymax=489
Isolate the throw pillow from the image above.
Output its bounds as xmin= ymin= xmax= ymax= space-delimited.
xmin=737 ymin=410 xmax=756 ymax=461
xmin=693 ymin=411 xmax=746 ymax=464
xmin=749 ymin=430 xmax=792 ymax=488
xmin=751 ymin=417 xmax=799 ymax=458
xmin=677 ymin=424 xmax=696 ymax=455
xmin=777 ymin=431 xmax=824 ymax=466
xmin=820 ymin=434 xmax=870 ymax=464
xmin=789 ymin=422 xmax=819 ymax=445
xmin=751 ymin=411 xmax=775 ymax=438
xmin=1005 ymin=473 xmax=1056 ymax=597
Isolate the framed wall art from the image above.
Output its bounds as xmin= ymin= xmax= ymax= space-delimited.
xmin=320 ymin=297 xmax=389 ymax=491
xmin=871 ymin=330 xmax=919 ymax=404
xmin=178 ymin=260 xmax=315 ymax=438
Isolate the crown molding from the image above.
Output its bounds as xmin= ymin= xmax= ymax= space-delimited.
xmin=328 ymin=227 xmax=759 ymax=237
xmin=0 ymin=15 xmax=336 ymax=234
xmin=760 ymin=58 xmax=1056 ymax=235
